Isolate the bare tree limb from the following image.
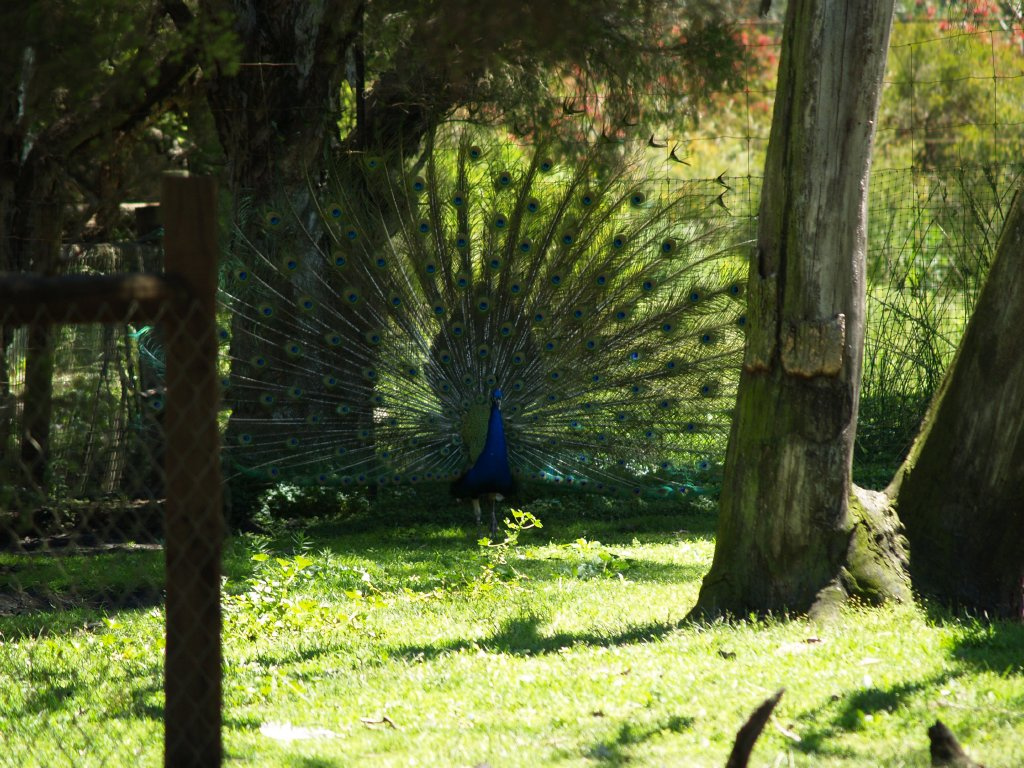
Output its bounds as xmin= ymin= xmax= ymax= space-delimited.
xmin=725 ymin=689 xmax=784 ymax=768
xmin=929 ymin=720 xmax=984 ymax=768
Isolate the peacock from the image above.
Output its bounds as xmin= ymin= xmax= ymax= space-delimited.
xmin=218 ymin=129 xmax=748 ymax=533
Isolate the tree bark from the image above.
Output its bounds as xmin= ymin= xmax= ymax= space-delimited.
xmin=890 ymin=189 xmax=1024 ymax=620
xmin=12 ymin=160 xmax=63 ymax=499
xmin=692 ymin=0 xmax=908 ymax=618
xmin=198 ymin=2 xmax=456 ymax=516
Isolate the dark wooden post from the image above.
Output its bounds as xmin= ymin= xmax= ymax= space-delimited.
xmin=161 ymin=173 xmax=223 ymax=767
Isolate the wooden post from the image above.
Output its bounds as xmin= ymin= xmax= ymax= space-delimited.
xmin=161 ymin=173 xmax=223 ymax=767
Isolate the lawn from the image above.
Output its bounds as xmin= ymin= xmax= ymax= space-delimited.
xmin=1 ymin=490 xmax=1022 ymax=767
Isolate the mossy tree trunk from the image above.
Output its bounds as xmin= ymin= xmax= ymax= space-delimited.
xmin=692 ymin=0 xmax=909 ymax=618
xmin=889 ymin=189 xmax=1024 ymax=620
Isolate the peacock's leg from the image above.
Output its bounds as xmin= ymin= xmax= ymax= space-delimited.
xmin=471 ymin=497 xmax=482 ymax=528
xmin=489 ymin=496 xmax=498 ymax=539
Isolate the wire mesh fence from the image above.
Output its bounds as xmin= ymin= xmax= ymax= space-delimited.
xmin=0 ymin=177 xmax=222 ymax=767
xmin=0 ymin=302 xmax=171 ymax=768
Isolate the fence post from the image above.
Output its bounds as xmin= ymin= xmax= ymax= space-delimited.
xmin=161 ymin=172 xmax=223 ymax=767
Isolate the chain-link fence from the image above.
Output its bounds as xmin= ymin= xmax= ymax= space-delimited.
xmin=0 ymin=175 xmax=222 ymax=767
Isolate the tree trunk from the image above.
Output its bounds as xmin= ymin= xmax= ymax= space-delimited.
xmin=692 ymin=0 xmax=908 ymax=618
xmin=200 ymin=2 xmax=457 ymax=519
xmin=889 ymin=189 xmax=1024 ymax=620
xmin=10 ymin=160 xmax=63 ymax=500
xmin=20 ymin=323 xmax=54 ymax=494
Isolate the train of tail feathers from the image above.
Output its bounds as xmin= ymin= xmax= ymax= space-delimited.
xmin=217 ymin=128 xmax=750 ymax=532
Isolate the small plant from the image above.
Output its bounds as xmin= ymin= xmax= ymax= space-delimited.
xmin=560 ymin=537 xmax=631 ymax=580
xmin=473 ymin=508 xmax=543 ymax=588
xmin=223 ymin=549 xmax=381 ymax=641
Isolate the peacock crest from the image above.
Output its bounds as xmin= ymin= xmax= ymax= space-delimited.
xmin=219 ymin=129 xmax=748 ymax=500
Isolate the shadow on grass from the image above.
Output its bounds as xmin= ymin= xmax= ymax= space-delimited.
xmin=392 ymin=610 xmax=684 ymax=661
xmin=585 ymin=714 xmax=695 ymax=766
xmin=791 ymin=673 xmax=955 ymax=758
xmin=0 ymin=542 xmax=164 ymax=637
xmin=949 ymin=620 xmax=1024 ymax=675
xmin=303 ymin=484 xmax=719 ymax=544
xmin=0 ymin=585 xmax=164 ymax=639
xmin=1 ymin=651 xmax=164 ymax=724
xmin=920 ymin=597 xmax=1024 ymax=676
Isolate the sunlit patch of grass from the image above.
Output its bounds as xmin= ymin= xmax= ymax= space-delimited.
xmin=2 ymin=495 xmax=1022 ymax=767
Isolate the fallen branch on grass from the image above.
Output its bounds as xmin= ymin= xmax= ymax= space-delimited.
xmin=725 ymin=689 xmax=785 ymax=768
xmin=929 ymin=720 xmax=983 ymax=767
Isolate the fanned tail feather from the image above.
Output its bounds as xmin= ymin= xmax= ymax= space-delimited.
xmin=219 ymin=128 xmax=750 ymax=498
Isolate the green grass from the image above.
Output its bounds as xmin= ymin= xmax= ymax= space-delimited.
xmin=2 ymin=492 xmax=1023 ymax=767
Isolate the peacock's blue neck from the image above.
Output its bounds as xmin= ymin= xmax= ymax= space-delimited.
xmin=452 ymin=390 xmax=515 ymax=499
